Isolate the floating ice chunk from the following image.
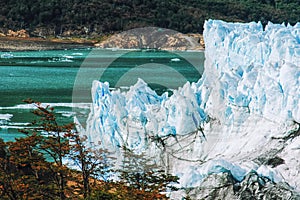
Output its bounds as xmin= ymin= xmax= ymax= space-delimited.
xmin=170 ymin=58 xmax=180 ymax=62
xmin=1 ymin=53 xmax=14 ymax=59
xmin=0 ymin=114 xmax=14 ymax=126
xmin=0 ymin=114 xmax=13 ymax=121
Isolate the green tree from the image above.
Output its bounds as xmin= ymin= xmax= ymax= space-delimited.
xmin=0 ymin=100 xmax=129 ymax=199
xmin=0 ymin=135 xmax=59 ymax=199
xmin=27 ymin=100 xmax=71 ymax=199
xmin=20 ymin=99 xmax=115 ymax=199
xmin=67 ymin=132 xmax=113 ymax=199
xmin=118 ymin=146 xmax=179 ymax=199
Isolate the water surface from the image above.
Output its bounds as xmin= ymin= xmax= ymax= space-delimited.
xmin=0 ymin=48 xmax=204 ymax=140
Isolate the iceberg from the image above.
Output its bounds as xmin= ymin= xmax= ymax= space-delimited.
xmin=82 ymin=19 xmax=300 ymax=197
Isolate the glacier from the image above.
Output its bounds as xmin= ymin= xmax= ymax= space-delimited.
xmin=82 ymin=19 xmax=300 ymax=198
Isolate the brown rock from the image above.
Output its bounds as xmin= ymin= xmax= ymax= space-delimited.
xmin=95 ymin=27 xmax=204 ymax=51
xmin=7 ymin=29 xmax=29 ymax=38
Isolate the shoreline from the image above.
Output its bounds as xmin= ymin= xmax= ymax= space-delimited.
xmin=0 ymin=36 xmax=96 ymax=51
xmin=0 ymin=34 xmax=204 ymax=52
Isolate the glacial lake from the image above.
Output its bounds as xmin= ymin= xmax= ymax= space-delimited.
xmin=0 ymin=48 xmax=204 ymax=141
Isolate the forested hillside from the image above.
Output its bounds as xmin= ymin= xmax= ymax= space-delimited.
xmin=0 ymin=0 xmax=300 ymax=37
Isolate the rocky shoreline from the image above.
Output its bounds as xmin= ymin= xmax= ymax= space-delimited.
xmin=0 ymin=31 xmax=204 ymax=52
xmin=0 ymin=36 xmax=95 ymax=51
xmin=95 ymin=28 xmax=204 ymax=51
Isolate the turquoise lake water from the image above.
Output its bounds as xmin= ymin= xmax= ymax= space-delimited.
xmin=0 ymin=48 xmax=204 ymax=141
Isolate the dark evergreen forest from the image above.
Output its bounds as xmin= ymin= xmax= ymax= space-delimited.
xmin=0 ymin=0 xmax=300 ymax=36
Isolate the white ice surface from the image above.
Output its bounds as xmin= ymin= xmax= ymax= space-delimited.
xmin=0 ymin=114 xmax=13 ymax=121
xmin=83 ymin=20 xmax=300 ymax=192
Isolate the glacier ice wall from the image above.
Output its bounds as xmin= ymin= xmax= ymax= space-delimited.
xmin=83 ymin=19 xmax=300 ymax=194
xmin=86 ymin=78 xmax=208 ymax=152
xmin=203 ymin=20 xmax=300 ymax=126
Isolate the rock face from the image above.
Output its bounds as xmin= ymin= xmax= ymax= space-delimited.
xmin=95 ymin=27 xmax=204 ymax=51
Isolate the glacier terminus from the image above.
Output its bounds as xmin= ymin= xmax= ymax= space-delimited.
xmin=79 ymin=20 xmax=300 ymax=199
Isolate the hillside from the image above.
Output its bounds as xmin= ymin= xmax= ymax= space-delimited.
xmin=0 ymin=0 xmax=300 ymax=38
